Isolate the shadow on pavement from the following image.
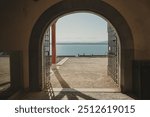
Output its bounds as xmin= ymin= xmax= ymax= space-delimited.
xmin=52 ymin=68 xmax=96 ymax=100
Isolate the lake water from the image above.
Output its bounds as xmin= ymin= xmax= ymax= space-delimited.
xmin=51 ymin=43 xmax=108 ymax=56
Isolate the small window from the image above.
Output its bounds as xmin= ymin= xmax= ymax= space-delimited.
xmin=0 ymin=52 xmax=11 ymax=92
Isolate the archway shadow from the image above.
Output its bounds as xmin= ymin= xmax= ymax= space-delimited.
xmin=51 ymin=68 xmax=96 ymax=100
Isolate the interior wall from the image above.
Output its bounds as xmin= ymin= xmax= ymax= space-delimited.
xmin=0 ymin=0 xmax=150 ymax=94
xmin=1 ymin=0 xmax=150 ymax=58
xmin=0 ymin=0 xmax=61 ymax=89
xmin=105 ymin=0 xmax=150 ymax=60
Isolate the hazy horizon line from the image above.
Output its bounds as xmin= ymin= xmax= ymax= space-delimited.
xmin=50 ymin=41 xmax=108 ymax=43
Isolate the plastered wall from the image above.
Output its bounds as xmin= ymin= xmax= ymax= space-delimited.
xmin=0 ymin=0 xmax=150 ymax=89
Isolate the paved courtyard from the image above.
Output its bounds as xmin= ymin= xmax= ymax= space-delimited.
xmin=47 ymin=57 xmax=133 ymax=100
xmin=51 ymin=57 xmax=118 ymax=90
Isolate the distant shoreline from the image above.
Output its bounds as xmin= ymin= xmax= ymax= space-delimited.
xmin=49 ymin=55 xmax=108 ymax=57
xmin=51 ymin=42 xmax=108 ymax=45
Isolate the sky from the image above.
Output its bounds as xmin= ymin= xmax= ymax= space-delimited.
xmin=55 ymin=12 xmax=108 ymax=43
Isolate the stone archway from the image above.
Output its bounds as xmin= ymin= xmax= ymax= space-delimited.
xmin=29 ymin=0 xmax=134 ymax=94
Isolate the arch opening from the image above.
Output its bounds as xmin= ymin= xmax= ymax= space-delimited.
xmin=29 ymin=0 xmax=134 ymax=97
xmin=42 ymin=12 xmax=121 ymax=99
